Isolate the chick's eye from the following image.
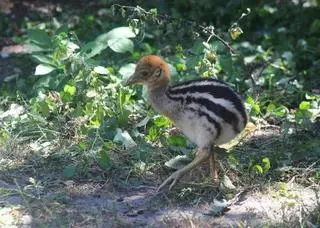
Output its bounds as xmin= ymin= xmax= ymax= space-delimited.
xmin=141 ymin=71 xmax=148 ymax=77
xmin=155 ymin=68 xmax=162 ymax=77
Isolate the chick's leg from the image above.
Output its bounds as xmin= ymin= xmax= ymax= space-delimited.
xmin=209 ymin=150 xmax=219 ymax=181
xmin=157 ymin=148 xmax=211 ymax=191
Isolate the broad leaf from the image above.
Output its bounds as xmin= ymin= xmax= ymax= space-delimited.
xmin=81 ymin=41 xmax=109 ymax=59
xmin=64 ymin=84 xmax=76 ymax=96
xmin=97 ymin=150 xmax=112 ymax=169
xmin=267 ymin=104 xmax=287 ymax=117
xmin=114 ymin=128 xmax=137 ymax=149
xmin=81 ymin=27 xmax=138 ymax=58
xmin=253 ymin=164 xmax=263 ymax=173
xmin=218 ymin=54 xmax=233 ymax=75
xmin=220 ymin=174 xmax=236 ymax=192
xmin=23 ymin=43 xmax=45 ymax=53
xmin=35 ymin=64 xmax=55 ymax=75
xmin=262 ymin=157 xmax=270 ymax=171
xmin=63 ymin=164 xmax=77 ymax=178
xmin=154 ymin=116 xmax=171 ymax=128
xmin=119 ymin=63 xmax=136 ymax=79
xmin=299 ymin=101 xmax=310 ymax=110
xmin=135 ymin=116 xmax=150 ymax=128
xmin=86 ymin=90 xmax=97 ymax=98
xmin=168 ymin=135 xmax=187 ymax=147
xmin=165 ymin=155 xmax=191 ymax=170
xmin=108 ymin=38 xmax=134 ymax=53
xmin=55 ymin=25 xmax=68 ymax=35
xmin=32 ymin=55 xmax=52 ymax=64
xmin=94 ymin=66 xmax=109 ymax=75
xmin=96 ymin=27 xmax=138 ymax=43
xmin=27 ymin=29 xmax=52 ymax=47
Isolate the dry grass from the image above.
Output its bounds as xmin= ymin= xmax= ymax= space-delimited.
xmin=0 ymin=125 xmax=319 ymax=227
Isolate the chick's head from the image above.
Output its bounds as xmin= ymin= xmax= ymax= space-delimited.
xmin=124 ymin=55 xmax=170 ymax=89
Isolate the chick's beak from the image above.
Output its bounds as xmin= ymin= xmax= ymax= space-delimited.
xmin=123 ymin=73 xmax=140 ymax=86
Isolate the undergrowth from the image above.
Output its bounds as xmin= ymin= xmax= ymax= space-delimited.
xmin=0 ymin=1 xmax=319 ymax=226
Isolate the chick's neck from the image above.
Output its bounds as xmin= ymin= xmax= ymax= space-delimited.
xmin=146 ymin=80 xmax=174 ymax=118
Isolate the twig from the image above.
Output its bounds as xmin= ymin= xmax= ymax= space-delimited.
xmin=204 ymin=28 xmax=237 ymax=54
xmin=112 ymin=4 xmax=238 ymax=55
xmin=227 ymin=184 xmax=259 ymax=207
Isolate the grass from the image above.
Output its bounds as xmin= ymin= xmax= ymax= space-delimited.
xmin=1 ymin=121 xmax=319 ymax=227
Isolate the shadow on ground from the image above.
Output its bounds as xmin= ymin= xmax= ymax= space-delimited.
xmin=1 ymin=126 xmax=319 ymax=227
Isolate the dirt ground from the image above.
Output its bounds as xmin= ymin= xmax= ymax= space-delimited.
xmin=1 ymin=127 xmax=319 ymax=227
xmin=1 ymin=180 xmax=318 ymax=227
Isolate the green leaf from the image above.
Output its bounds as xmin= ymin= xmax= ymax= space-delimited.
xmin=90 ymin=105 xmax=104 ymax=128
xmin=32 ymin=55 xmax=52 ymax=64
xmin=63 ymin=164 xmax=77 ymax=178
xmin=310 ymin=19 xmax=320 ymax=34
xmin=135 ymin=116 xmax=150 ymax=127
xmin=165 ymin=155 xmax=191 ymax=169
xmin=93 ymin=66 xmax=109 ymax=75
xmin=134 ymin=161 xmax=147 ymax=173
xmin=23 ymin=43 xmax=45 ymax=53
xmin=228 ymin=155 xmax=239 ymax=169
xmin=299 ymin=101 xmax=310 ymax=110
xmin=175 ymin=63 xmax=187 ymax=72
xmin=274 ymin=107 xmax=286 ymax=117
xmin=102 ymin=142 xmax=115 ymax=151
xmin=251 ymin=103 xmax=260 ymax=115
xmin=262 ymin=157 xmax=270 ymax=171
xmin=220 ymin=174 xmax=236 ymax=192
xmin=218 ymin=54 xmax=233 ymax=75
xmin=60 ymin=91 xmax=72 ymax=102
xmin=81 ymin=27 xmax=138 ymax=58
xmin=108 ymin=38 xmax=134 ymax=53
xmin=86 ymin=90 xmax=97 ymax=98
xmin=282 ymin=51 xmax=293 ymax=62
xmin=154 ymin=116 xmax=171 ymax=128
xmin=55 ymin=25 xmax=68 ymax=35
xmin=81 ymin=41 xmax=109 ymax=58
xmin=253 ymin=164 xmax=263 ymax=174
xmin=34 ymin=75 xmax=51 ymax=88
xmin=117 ymin=110 xmax=130 ymax=127
xmin=186 ymin=56 xmax=201 ymax=69
xmin=266 ymin=104 xmax=276 ymax=113
xmin=246 ymin=96 xmax=255 ymax=105
xmin=167 ymin=135 xmax=187 ymax=147
xmin=96 ymin=27 xmax=138 ymax=42
xmin=267 ymin=104 xmax=287 ymax=117
xmin=113 ymin=128 xmax=137 ymax=148
xmin=305 ymin=93 xmax=317 ymax=100
xmin=97 ymin=149 xmax=112 ymax=170
xmin=64 ymin=84 xmax=76 ymax=96
xmin=146 ymin=126 xmax=158 ymax=141
xmin=295 ymin=109 xmax=312 ymax=123
xmin=246 ymin=97 xmax=260 ymax=115
xmin=39 ymin=101 xmax=50 ymax=117
xmin=27 ymin=29 xmax=52 ymax=47
xmin=119 ymin=63 xmax=136 ymax=79
xmin=35 ymin=64 xmax=55 ymax=75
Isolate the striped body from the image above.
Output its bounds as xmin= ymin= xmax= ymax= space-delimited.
xmin=125 ymin=55 xmax=247 ymax=190
xmin=147 ymin=78 xmax=247 ymax=148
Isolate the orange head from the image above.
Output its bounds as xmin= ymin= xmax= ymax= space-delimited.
xmin=124 ymin=55 xmax=170 ymax=90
